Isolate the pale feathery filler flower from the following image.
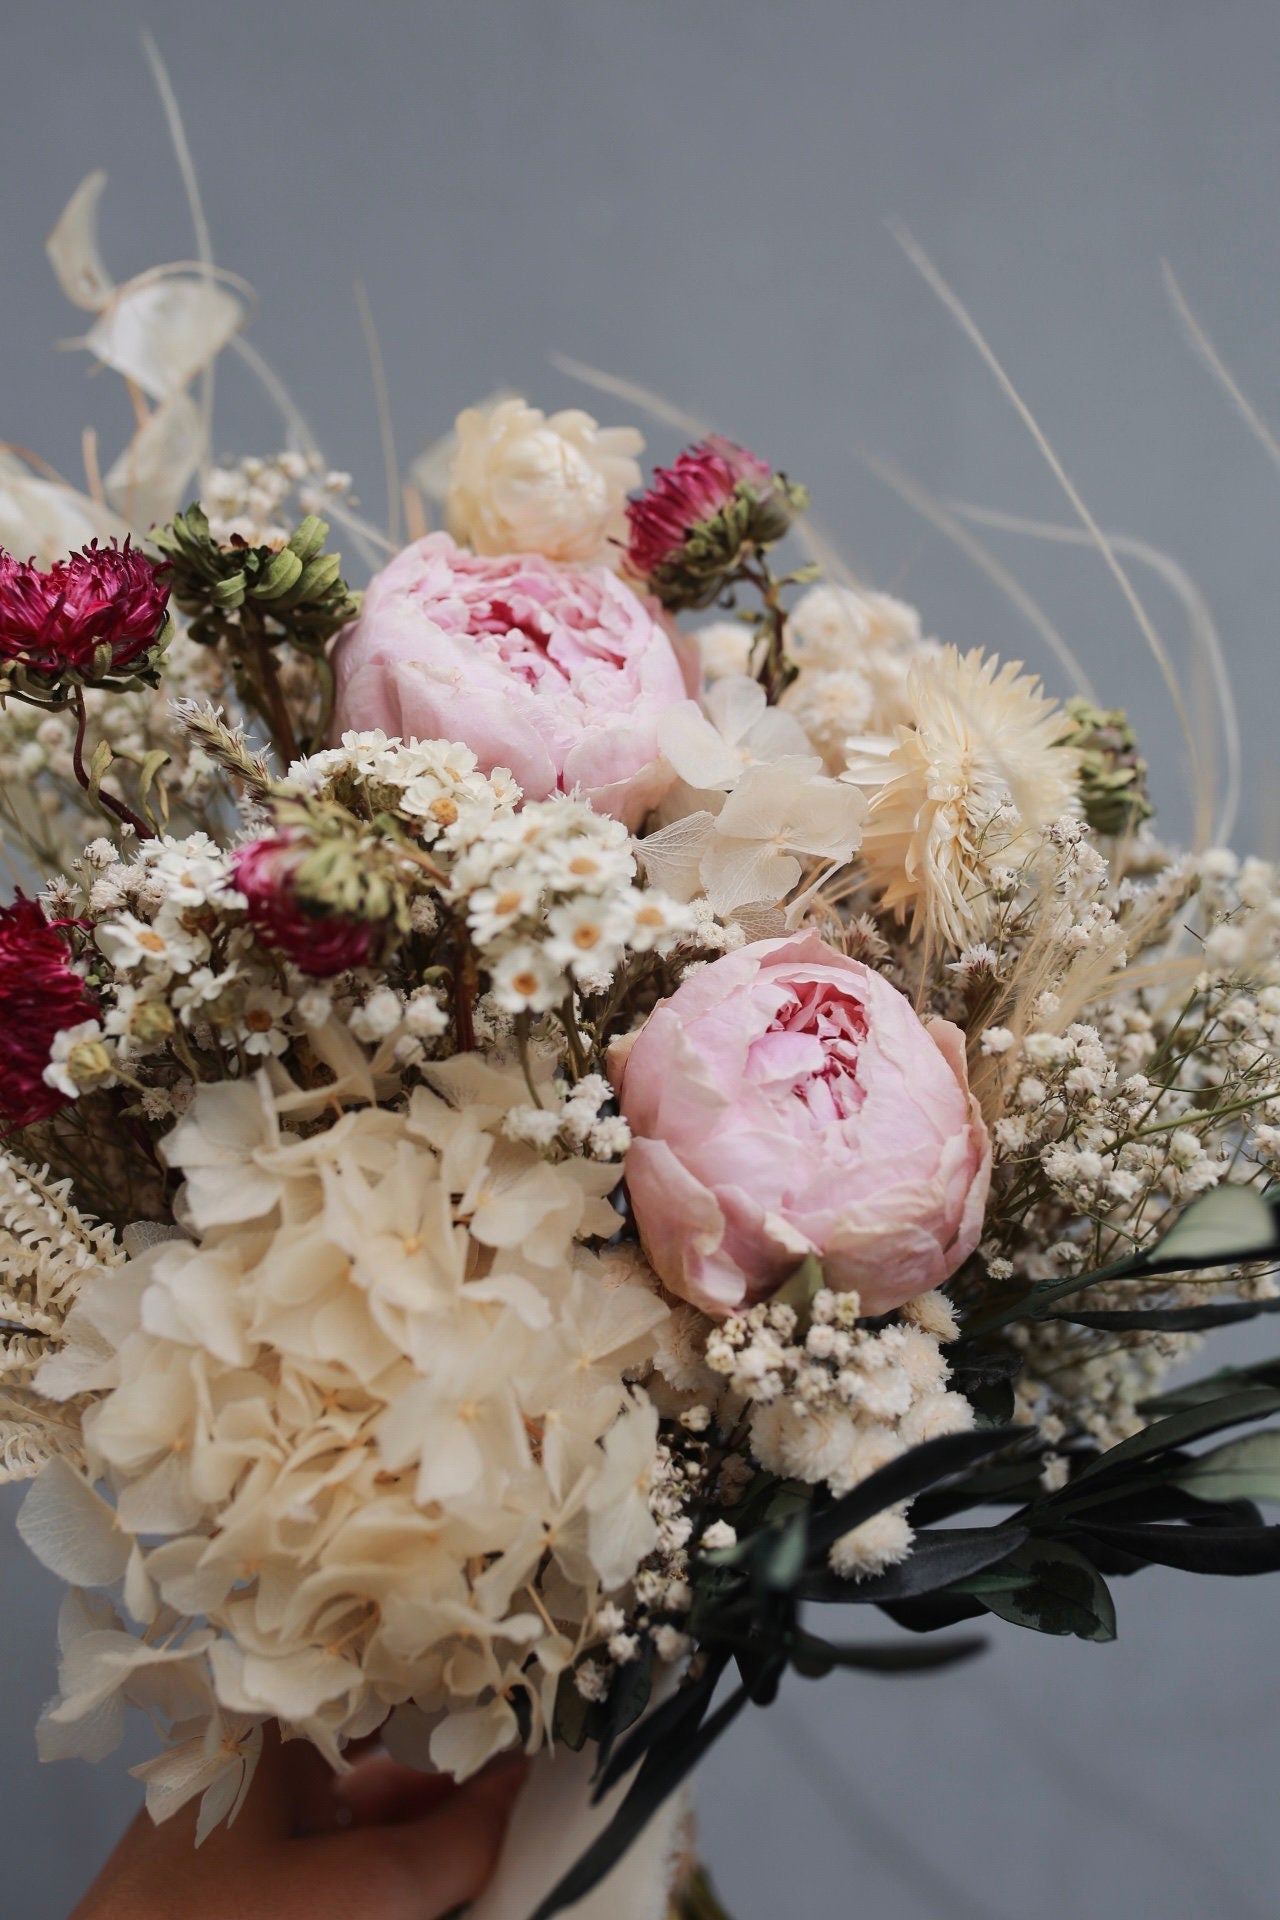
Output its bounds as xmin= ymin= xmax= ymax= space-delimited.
xmin=0 ymin=1151 xmax=121 ymax=1482
xmin=844 ymin=645 xmax=1080 ymax=947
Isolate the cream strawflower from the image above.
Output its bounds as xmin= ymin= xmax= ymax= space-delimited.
xmin=445 ymin=398 xmax=644 ymax=566
xmin=844 ymin=645 xmax=1079 ymax=947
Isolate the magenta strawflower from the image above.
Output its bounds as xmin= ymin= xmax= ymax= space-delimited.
xmin=625 ymin=438 xmax=773 ymax=582
xmin=623 ymin=438 xmax=806 ymax=614
xmin=0 ymin=896 xmax=99 ymax=1133
xmin=232 ymin=832 xmax=382 ymax=977
xmin=0 ymin=540 xmax=171 ymax=689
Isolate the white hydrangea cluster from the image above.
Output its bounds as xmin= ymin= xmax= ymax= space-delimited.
xmin=642 ymin=674 xmax=867 ymax=916
xmin=25 ymin=1057 xmax=672 ymax=1831
xmin=704 ymin=1289 xmax=973 ymax=1578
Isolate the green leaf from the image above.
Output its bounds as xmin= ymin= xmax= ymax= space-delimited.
xmin=980 ymin=1538 xmax=1117 ymax=1641
xmin=86 ymin=737 xmax=113 ymax=803
xmin=754 ymin=1512 xmax=808 ymax=1593
xmin=789 ymin=1629 xmax=986 ymax=1678
xmin=1146 ymin=1184 xmax=1279 ymax=1270
xmin=773 ymin=1254 xmax=824 ymax=1317
xmin=807 ymin=1427 xmax=1027 ymax=1560
xmin=1175 ymin=1431 xmax=1280 ymax=1505
xmin=1078 ymin=1521 xmax=1280 ymax=1576
xmin=1071 ymin=1386 xmax=1280 ymax=1486
xmin=798 ymin=1525 xmax=1028 ymax=1604
xmin=531 ymin=1684 xmax=752 ymax=1920
xmin=1048 ymin=1296 xmax=1280 ymax=1333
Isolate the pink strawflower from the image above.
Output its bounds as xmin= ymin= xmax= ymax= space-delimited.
xmin=610 ymin=932 xmax=992 ymax=1319
xmin=0 ymin=540 xmax=170 ymax=685
xmin=331 ymin=533 xmax=690 ymax=828
xmin=0 ymin=896 xmax=98 ymax=1133
xmin=624 ymin=437 xmax=773 ymax=581
xmin=232 ymin=833 xmax=381 ymax=977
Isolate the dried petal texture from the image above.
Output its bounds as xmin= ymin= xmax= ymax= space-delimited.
xmin=446 ymin=398 xmax=643 ymax=566
xmin=0 ymin=898 xmax=100 ymax=1132
xmin=613 ymin=932 xmax=991 ymax=1316
xmin=31 ymin=1064 xmax=669 ymax=1806
xmin=332 ymin=534 xmax=689 ymax=828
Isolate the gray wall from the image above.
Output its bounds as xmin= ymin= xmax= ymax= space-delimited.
xmin=2 ymin=3 xmax=1278 ymax=1915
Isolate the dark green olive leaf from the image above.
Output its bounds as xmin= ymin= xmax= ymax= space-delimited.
xmin=1077 ymin=1521 xmax=1280 ymax=1575
xmin=531 ymin=1685 xmax=752 ymax=1920
xmin=979 ymin=1538 xmax=1117 ymax=1641
xmin=1048 ymin=1295 xmax=1280 ymax=1333
xmin=797 ymin=1525 xmax=1028 ymax=1604
xmin=808 ymin=1427 xmax=1027 ymax=1560
xmin=591 ymin=1654 xmax=727 ymax=1802
xmin=966 ymin=1186 xmax=1280 ymax=1338
xmin=1173 ymin=1431 xmax=1280 ymax=1507
xmin=789 ymin=1629 xmax=986 ymax=1678
xmin=754 ymin=1512 xmax=808 ymax=1594
xmin=1071 ymin=1387 xmax=1280 ymax=1485
xmin=1144 ymin=1184 xmax=1279 ymax=1271
xmin=1142 ymin=1358 xmax=1280 ymax=1416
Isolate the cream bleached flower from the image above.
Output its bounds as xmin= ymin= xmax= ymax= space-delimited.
xmin=844 ymin=646 xmax=1079 ymax=947
xmin=445 ymin=398 xmax=644 ymax=566
xmin=641 ymin=677 xmax=866 ymax=915
xmin=25 ymin=1060 xmax=670 ymax=1829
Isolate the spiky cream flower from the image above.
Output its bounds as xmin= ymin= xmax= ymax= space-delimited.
xmin=844 ymin=646 xmax=1079 ymax=947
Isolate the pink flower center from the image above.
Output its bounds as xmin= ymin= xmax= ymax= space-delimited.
xmin=747 ymin=981 xmax=868 ymax=1127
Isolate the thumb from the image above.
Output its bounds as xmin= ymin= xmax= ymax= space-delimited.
xmin=281 ymin=1759 xmax=528 ymax=1920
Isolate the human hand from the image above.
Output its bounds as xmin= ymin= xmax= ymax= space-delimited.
xmin=70 ymin=1731 xmax=527 ymax=1920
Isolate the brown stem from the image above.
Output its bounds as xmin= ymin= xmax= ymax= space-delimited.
xmin=244 ymin=607 xmax=300 ymax=766
xmin=454 ymin=934 xmax=477 ymax=1053
xmin=70 ymin=685 xmax=154 ymax=840
xmin=741 ymin=556 xmax=793 ymax=705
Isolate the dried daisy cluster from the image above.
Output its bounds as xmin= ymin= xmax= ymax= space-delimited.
xmin=3 ymin=164 xmax=1280 ymax=1898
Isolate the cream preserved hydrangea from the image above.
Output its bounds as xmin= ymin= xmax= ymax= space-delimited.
xmin=25 ymin=1057 xmax=671 ymax=1831
xmin=445 ymin=399 xmax=644 ymax=566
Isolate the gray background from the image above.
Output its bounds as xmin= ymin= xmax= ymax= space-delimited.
xmin=2 ymin=2 xmax=1279 ymax=1915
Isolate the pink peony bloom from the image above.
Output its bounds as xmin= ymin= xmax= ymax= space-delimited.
xmin=0 ymin=541 xmax=170 ymax=685
xmin=330 ymin=534 xmax=689 ymax=828
xmin=625 ymin=437 xmax=773 ymax=581
xmin=611 ymin=932 xmax=991 ymax=1318
xmin=0 ymin=896 xmax=98 ymax=1133
xmin=232 ymin=833 xmax=381 ymax=977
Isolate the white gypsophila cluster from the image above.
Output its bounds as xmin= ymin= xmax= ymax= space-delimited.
xmin=976 ymin=843 xmax=1280 ymax=1444
xmin=22 ymin=1055 xmax=671 ymax=1833
xmin=447 ymin=793 xmax=696 ymax=1012
xmin=704 ymin=1289 xmax=972 ymax=1578
xmin=844 ymin=645 xmax=1081 ymax=947
xmin=0 ymin=631 xmax=229 ymax=872
xmin=640 ymin=675 xmax=867 ymax=915
xmin=202 ymin=452 xmax=356 ymax=548
xmin=0 ymin=1153 xmax=122 ymax=1483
